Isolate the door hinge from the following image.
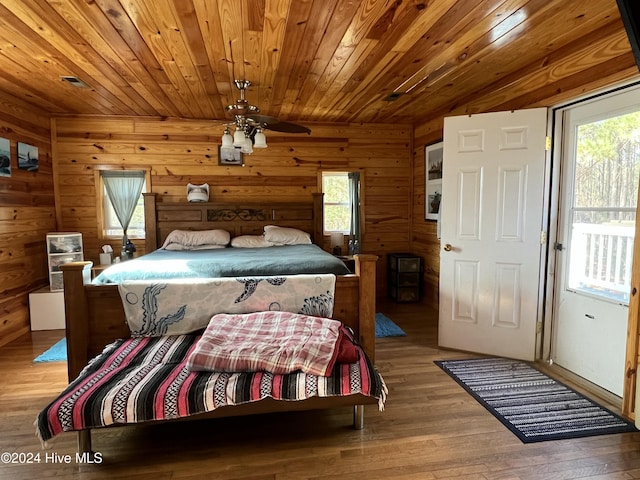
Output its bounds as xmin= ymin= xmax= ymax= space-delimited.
xmin=536 ymin=321 xmax=543 ymax=334
xmin=545 ymin=136 xmax=552 ymax=151
xmin=540 ymin=231 xmax=547 ymax=245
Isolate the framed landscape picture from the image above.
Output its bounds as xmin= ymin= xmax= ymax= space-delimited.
xmin=425 ymin=141 xmax=443 ymax=220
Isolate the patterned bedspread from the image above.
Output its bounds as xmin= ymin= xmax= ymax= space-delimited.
xmin=119 ymin=274 xmax=336 ymax=336
xmin=36 ymin=332 xmax=387 ymax=444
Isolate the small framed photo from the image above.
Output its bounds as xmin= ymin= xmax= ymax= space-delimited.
xmin=218 ymin=146 xmax=244 ymax=166
xmin=18 ymin=142 xmax=38 ymax=171
xmin=0 ymin=137 xmax=10 ymax=177
xmin=425 ymin=141 xmax=443 ymax=221
xmin=426 ymin=183 xmax=442 ymax=220
xmin=426 ymin=141 xmax=443 ymax=181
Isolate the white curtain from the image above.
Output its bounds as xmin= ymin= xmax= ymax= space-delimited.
xmin=102 ymin=170 xmax=145 ymax=246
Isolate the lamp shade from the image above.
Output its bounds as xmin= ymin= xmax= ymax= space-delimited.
xmin=253 ymin=129 xmax=267 ymax=148
xmin=221 ymin=129 xmax=234 ymax=148
xmin=330 ymin=232 xmax=344 ymax=248
xmin=233 ymin=128 xmax=246 ymax=147
xmin=241 ymin=137 xmax=253 ymax=154
xmin=330 ymin=232 xmax=344 ymax=255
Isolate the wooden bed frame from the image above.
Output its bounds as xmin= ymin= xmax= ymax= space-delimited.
xmin=60 ymin=193 xmax=378 ymax=454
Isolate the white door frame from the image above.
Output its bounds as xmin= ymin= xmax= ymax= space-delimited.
xmin=541 ymin=79 xmax=640 ymax=364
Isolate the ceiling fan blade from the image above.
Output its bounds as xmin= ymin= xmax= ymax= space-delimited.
xmin=248 ymin=114 xmax=311 ymax=134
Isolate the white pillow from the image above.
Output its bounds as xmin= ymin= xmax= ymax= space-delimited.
xmin=163 ymin=243 xmax=227 ymax=251
xmin=230 ymin=235 xmax=272 ymax=248
xmin=161 ymin=229 xmax=230 ymax=249
xmin=263 ymin=225 xmax=312 ymax=245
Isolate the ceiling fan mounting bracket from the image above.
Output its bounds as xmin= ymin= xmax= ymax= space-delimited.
xmin=222 ymin=79 xmax=311 ymax=136
xmin=234 ymin=79 xmax=252 ymax=91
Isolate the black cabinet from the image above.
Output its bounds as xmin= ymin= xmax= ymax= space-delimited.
xmin=388 ymin=253 xmax=422 ymax=303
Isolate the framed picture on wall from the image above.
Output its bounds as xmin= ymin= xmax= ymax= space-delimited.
xmin=18 ymin=142 xmax=38 ymax=171
xmin=0 ymin=137 xmax=10 ymax=177
xmin=218 ymin=146 xmax=244 ymax=166
xmin=425 ymin=141 xmax=443 ymax=221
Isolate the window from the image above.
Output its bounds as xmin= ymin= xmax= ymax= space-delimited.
xmin=103 ymin=181 xmax=146 ymax=237
xmin=97 ymin=169 xmax=148 ymax=239
xmin=322 ymin=172 xmax=350 ymax=233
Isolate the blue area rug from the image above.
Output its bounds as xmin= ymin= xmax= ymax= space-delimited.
xmin=34 ymin=338 xmax=67 ymax=363
xmin=436 ymin=357 xmax=637 ymax=443
xmin=375 ymin=313 xmax=406 ymax=337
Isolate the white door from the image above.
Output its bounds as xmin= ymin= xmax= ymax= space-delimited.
xmin=439 ymin=108 xmax=548 ymax=361
xmin=551 ymin=87 xmax=640 ymax=397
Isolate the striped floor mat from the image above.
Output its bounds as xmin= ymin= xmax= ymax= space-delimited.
xmin=435 ymin=357 xmax=637 ymax=443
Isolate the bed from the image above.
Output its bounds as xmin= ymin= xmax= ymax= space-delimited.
xmin=38 ymin=193 xmax=382 ymax=454
xmin=92 ymin=244 xmax=351 ymax=284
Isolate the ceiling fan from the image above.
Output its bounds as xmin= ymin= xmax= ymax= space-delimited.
xmin=221 ymin=80 xmax=311 ymax=154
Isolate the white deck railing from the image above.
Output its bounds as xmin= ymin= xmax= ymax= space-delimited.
xmin=568 ymin=223 xmax=634 ymax=303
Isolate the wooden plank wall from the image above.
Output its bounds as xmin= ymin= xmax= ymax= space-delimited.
xmin=0 ymin=94 xmax=54 ymax=347
xmin=52 ymin=116 xmax=413 ymax=298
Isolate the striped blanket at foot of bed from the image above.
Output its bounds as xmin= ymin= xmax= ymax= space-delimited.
xmin=36 ymin=333 xmax=387 ymax=443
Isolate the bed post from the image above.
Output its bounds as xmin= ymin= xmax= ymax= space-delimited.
xmin=61 ymin=261 xmax=95 ymax=455
xmin=355 ymin=254 xmax=378 ymax=363
xmin=354 ymin=405 xmax=365 ymax=429
xmin=353 ymin=254 xmax=377 ymax=431
xmin=77 ymin=430 xmax=92 ymax=455
xmin=60 ymin=261 xmax=93 ymax=381
xmin=143 ymin=192 xmax=158 ymax=252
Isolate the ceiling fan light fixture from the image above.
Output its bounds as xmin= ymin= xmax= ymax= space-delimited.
xmin=241 ymin=136 xmax=253 ymax=154
xmin=221 ymin=127 xmax=234 ymax=148
xmin=233 ymin=127 xmax=246 ymax=147
xmin=219 ymin=80 xmax=309 ymax=154
xmin=253 ymin=128 xmax=267 ymax=148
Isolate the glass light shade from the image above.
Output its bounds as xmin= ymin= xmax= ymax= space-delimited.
xmin=253 ymin=129 xmax=267 ymax=148
xmin=233 ymin=128 xmax=246 ymax=147
xmin=241 ymin=137 xmax=253 ymax=154
xmin=221 ymin=129 xmax=233 ymax=148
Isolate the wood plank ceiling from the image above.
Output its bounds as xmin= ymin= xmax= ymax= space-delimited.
xmin=0 ymin=0 xmax=636 ymax=127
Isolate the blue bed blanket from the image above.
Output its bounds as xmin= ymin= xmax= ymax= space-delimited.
xmin=92 ymin=244 xmax=351 ymax=284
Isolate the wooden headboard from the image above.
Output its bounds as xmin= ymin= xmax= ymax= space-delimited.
xmin=143 ymin=192 xmax=324 ymax=252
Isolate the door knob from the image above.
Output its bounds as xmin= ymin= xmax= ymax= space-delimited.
xmin=443 ymin=243 xmax=453 ymax=252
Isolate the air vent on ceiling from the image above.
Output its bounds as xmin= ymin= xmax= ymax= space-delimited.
xmin=60 ymin=76 xmax=89 ymax=88
xmin=383 ymin=92 xmax=404 ymax=102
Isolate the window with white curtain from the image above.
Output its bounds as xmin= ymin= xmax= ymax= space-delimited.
xmin=99 ymin=170 xmax=147 ymax=239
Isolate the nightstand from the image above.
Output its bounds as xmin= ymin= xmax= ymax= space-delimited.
xmin=335 ymin=255 xmax=355 ymax=273
xmin=91 ymin=264 xmax=112 ymax=279
xmin=29 ymin=286 xmax=65 ymax=330
xmin=388 ymin=253 xmax=422 ymax=302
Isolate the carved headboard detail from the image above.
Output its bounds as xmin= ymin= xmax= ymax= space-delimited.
xmin=206 ymin=208 xmax=269 ymax=222
xmin=143 ymin=192 xmax=324 ymax=252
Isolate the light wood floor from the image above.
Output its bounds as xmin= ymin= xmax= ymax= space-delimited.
xmin=2 ymin=301 xmax=640 ymax=480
